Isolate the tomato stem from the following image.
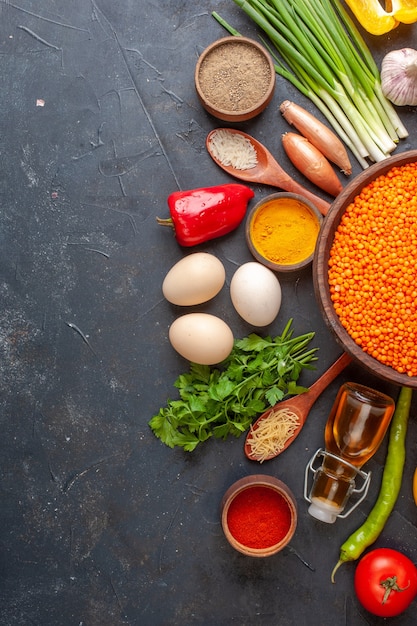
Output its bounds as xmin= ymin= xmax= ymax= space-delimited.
xmin=380 ymin=575 xmax=410 ymax=604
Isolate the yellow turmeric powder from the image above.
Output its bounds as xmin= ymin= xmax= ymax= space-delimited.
xmin=250 ymin=197 xmax=321 ymax=266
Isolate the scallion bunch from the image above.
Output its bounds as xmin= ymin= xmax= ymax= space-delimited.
xmin=213 ymin=0 xmax=408 ymax=168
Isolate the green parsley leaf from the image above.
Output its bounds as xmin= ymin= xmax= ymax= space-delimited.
xmin=149 ymin=319 xmax=318 ymax=451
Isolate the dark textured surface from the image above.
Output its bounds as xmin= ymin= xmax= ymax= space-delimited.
xmin=1 ymin=2 xmax=416 ymax=624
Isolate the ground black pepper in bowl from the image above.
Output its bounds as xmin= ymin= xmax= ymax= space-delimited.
xmin=195 ymin=37 xmax=276 ymax=122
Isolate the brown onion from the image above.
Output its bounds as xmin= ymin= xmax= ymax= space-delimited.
xmin=280 ymin=100 xmax=352 ymax=175
xmin=282 ymin=132 xmax=343 ymax=197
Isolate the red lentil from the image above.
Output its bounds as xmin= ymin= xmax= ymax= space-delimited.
xmin=328 ymin=162 xmax=417 ymax=377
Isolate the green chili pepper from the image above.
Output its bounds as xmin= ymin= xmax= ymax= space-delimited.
xmin=331 ymin=386 xmax=413 ymax=583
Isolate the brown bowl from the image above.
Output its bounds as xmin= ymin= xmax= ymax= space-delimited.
xmin=221 ymin=475 xmax=297 ymax=557
xmin=313 ymin=150 xmax=417 ymax=388
xmin=246 ymin=193 xmax=323 ymax=272
xmin=195 ymin=37 xmax=275 ymax=123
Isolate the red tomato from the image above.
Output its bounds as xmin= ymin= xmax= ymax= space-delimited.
xmin=354 ymin=548 xmax=417 ymax=617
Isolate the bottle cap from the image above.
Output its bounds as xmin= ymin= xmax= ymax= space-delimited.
xmin=308 ymin=499 xmax=342 ymax=524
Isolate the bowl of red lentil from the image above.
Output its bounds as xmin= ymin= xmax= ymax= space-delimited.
xmin=221 ymin=475 xmax=297 ymax=557
xmin=195 ymin=37 xmax=276 ymax=123
xmin=313 ymin=150 xmax=417 ymax=387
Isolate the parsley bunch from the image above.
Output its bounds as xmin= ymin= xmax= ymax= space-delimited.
xmin=149 ymin=319 xmax=318 ymax=451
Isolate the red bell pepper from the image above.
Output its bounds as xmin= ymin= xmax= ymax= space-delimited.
xmin=157 ymin=183 xmax=254 ymax=246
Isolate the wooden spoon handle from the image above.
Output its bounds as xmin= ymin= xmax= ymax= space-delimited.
xmin=306 ymin=352 xmax=352 ymax=405
xmin=274 ymin=177 xmax=331 ymax=216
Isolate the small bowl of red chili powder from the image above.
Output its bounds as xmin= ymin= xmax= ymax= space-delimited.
xmin=221 ymin=475 xmax=297 ymax=557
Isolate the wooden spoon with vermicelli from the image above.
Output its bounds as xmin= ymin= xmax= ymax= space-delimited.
xmin=244 ymin=352 xmax=352 ymax=462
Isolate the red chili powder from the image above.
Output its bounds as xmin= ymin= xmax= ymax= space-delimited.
xmin=226 ymin=485 xmax=292 ymax=549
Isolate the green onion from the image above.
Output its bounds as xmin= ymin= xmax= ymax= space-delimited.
xmin=212 ymin=0 xmax=408 ymax=168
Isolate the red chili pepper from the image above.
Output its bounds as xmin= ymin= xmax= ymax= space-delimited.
xmin=157 ymin=183 xmax=254 ymax=246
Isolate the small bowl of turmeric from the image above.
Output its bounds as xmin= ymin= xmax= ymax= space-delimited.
xmin=246 ymin=192 xmax=323 ymax=273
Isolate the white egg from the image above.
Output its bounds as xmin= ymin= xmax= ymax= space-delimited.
xmin=162 ymin=252 xmax=226 ymax=306
xmin=169 ymin=313 xmax=234 ymax=365
xmin=230 ymin=262 xmax=282 ymax=327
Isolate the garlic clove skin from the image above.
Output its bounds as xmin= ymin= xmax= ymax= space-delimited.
xmin=381 ymin=48 xmax=417 ymax=106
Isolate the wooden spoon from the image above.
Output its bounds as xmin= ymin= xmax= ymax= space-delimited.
xmin=206 ymin=128 xmax=330 ymax=216
xmin=244 ymin=352 xmax=352 ymax=462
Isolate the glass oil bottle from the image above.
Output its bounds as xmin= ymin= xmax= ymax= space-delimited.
xmin=304 ymin=382 xmax=395 ymax=523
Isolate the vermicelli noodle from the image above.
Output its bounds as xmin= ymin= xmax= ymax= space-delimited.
xmin=247 ymin=407 xmax=300 ymax=462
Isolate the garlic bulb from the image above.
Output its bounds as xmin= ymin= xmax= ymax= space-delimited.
xmin=381 ymin=48 xmax=417 ymax=106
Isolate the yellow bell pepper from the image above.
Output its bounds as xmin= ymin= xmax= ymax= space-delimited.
xmin=391 ymin=0 xmax=417 ymax=24
xmin=345 ymin=0 xmax=417 ymax=35
xmin=345 ymin=0 xmax=399 ymax=35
